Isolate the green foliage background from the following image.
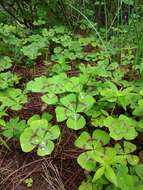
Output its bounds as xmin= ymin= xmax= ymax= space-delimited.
xmin=0 ymin=0 xmax=143 ymax=190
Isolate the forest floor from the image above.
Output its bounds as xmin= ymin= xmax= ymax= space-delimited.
xmin=0 ymin=63 xmax=85 ymax=190
xmin=1 ymin=45 xmax=143 ymax=190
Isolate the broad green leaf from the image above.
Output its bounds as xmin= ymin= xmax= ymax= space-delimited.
xmin=115 ymin=165 xmax=128 ymax=175
xmin=123 ymin=126 xmax=137 ymax=140
xmin=100 ymin=86 xmax=118 ymax=102
xmin=123 ymin=141 xmax=136 ymax=154
xmin=104 ymin=116 xmax=114 ymax=127
xmin=56 ymin=106 xmax=72 ymax=122
xmin=92 ymin=129 xmax=110 ymax=146
xmin=105 ymin=148 xmax=117 ymax=161
xmin=127 ymin=155 xmax=139 ymax=165
xmin=118 ymin=96 xmax=128 ymax=110
xmin=37 ymin=139 xmax=54 ymax=156
xmin=20 ymin=119 xmax=60 ymax=156
xmin=91 ymin=151 xmax=105 ymax=164
xmin=104 ymin=115 xmax=138 ymax=140
xmin=60 ymin=94 xmax=77 ymax=112
xmin=92 ymin=167 xmax=105 ymax=182
xmin=66 ymin=114 xmax=86 ymax=130
xmin=20 ymin=120 xmax=48 ymax=152
xmin=108 ymin=121 xmax=126 ymax=140
xmin=77 ymin=151 xmax=96 ymax=171
xmin=41 ymin=112 xmax=53 ymax=122
xmin=64 ymin=77 xmax=82 ymax=92
xmin=92 ymin=115 xmax=106 ymax=128
xmin=112 ymin=155 xmax=127 ymax=165
xmin=28 ymin=119 xmax=48 ymax=135
xmin=119 ymin=115 xmax=137 ymax=127
xmin=75 ymin=130 xmax=109 ymax=151
xmin=45 ymin=125 xmax=60 ymax=140
xmin=28 ymin=114 xmax=40 ymax=125
xmin=74 ymin=132 xmax=92 ymax=150
xmin=104 ymin=148 xmax=124 ymax=165
xmin=47 ymin=73 xmax=68 ymax=94
xmin=77 ymin=93 xmax=95 ymax=112
xmin=20 ymin=128 xmax=38 ymax=152
xmin=41 ymin=93 xmax=58 ymax=105
xmin=114 ymin=143 xmax=124 ymax=154
xmin=105 ymin=166 xmax=118 ymax=187
xmin=117 ymin=173 xmax=137 ymax=190
xmin=28 ymin=113 xmax=53 ymax=125
xmin=26 ymin=76 xmax=49 ymax=93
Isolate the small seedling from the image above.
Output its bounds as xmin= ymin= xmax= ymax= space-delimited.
xmin=24 ymin=177 xmax=33 ymax=188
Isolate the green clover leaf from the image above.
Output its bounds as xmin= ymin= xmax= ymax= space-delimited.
xmin=66 ymin=114 xmax=86 ymax=130
xmin=104 ymin=115 xmax=138 ymax=140
xmin=20 ymin=119 xmax=60 ymax=156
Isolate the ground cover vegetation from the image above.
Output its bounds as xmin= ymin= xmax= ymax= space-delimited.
xmin=0 ymin=0 xmax=143 ymax=189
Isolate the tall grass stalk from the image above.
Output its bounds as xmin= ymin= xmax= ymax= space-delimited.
xmin=69 ymin=3 xmax=108 ymax=53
